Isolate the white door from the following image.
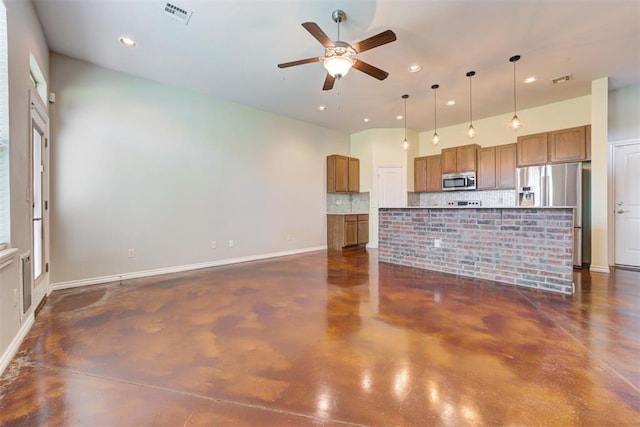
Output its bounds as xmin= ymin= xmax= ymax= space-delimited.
xmin=30 ymin=92 xmax=49 ymax=308
xmin=377 ymin=166 xmax=404 ymax=207
xmin=614 ymin=142 xmax=640 ymax=267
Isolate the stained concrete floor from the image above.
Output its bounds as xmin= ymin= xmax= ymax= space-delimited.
xmin=0 ymin=250 xmax=639 ymax=426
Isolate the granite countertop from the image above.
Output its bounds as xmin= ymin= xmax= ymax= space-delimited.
xmin=326 ymin=212 xmax=369 ymax=215
xmin=379 ymin=206 xmax=575 ymax=209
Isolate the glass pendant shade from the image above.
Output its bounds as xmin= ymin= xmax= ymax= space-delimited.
xmin=403 ymin=138 xmax=409 ymax=150
xmin=432 ymin=132 xmax=440 ymax=145
xmin=466 ymin=124 xmax=477 ymax=139
xmin=510 ymin=114 xmax=521 ymax=130
xmin=323 ymin=56 xmax=353 ymax=78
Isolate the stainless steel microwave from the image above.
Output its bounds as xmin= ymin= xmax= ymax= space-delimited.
xmin=442 ymin=172 xmax=476 ymax=191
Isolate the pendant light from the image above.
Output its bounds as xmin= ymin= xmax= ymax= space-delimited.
xmin=509 ymin=54 xmax=522 ymax=130
xmin=402 ymin=94 xmax=409 ymax=150
xmin=431 ymin=84 xmax=440 ymax=145
xmin=466 ymin=71 xmax=477 ymax=139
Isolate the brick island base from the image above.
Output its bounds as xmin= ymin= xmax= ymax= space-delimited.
xmin=378 ymin=207 xmax=574 ymax=294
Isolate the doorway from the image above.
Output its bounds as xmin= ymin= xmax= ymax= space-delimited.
xmin=377 ymin=166 xmax=405 ymax=208
xmin=29 ymin=91 xmax=49 ymax=310
xmin=613 ymin=141 xmax=640 ymax=268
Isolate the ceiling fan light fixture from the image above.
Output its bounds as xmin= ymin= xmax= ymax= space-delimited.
xmin=323 ymin=55 xmax=354 ymax=78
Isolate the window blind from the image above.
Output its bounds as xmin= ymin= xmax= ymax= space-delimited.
xmin=0 ymin=2 xmax=10 ymax=248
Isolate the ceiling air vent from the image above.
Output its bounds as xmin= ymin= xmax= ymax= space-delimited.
xmin=161 ymin=2 xmax=193 ymax=25
xmin=552 ymin=74 xmax=573 ymax=84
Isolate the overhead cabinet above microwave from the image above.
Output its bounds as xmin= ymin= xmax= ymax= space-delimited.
xmin=441 ymin=144 xmax=480 ymax=173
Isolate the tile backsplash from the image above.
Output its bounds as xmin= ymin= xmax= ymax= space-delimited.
xmin=408 ymin=189 xmax=516 ymax=207
xmin=327 ymin=192 xmax=370 ymax=214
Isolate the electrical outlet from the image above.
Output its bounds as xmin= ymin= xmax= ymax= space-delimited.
xmin=434 ymin=238 xmax=442 ymax=248
xmin=12 ymin=289 xmax=17 ymax=307
xmin=286 ymin=234 xmax=291 ymax=241
xmin=128 ymin=248 xmax=136 ymax=258
xmin=211 ymin=240 xmax=217 ymax=249
xmin=228 ymin=240 xmax=234 ymax=247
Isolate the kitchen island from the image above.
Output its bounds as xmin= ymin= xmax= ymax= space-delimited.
xmin=378 ymin=207 xmax=574 ymax=294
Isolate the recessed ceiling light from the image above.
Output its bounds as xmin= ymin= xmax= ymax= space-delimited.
xmin=363 ymin=118 xmax=370 ymax=123
xmin=446 ymin=100 xmax=456 ymax=106
xmin=408 ymin=64 xmax=422 ymax=73
xmin=396 ymin=115 xmax=403 ymax=120
xmin=119 ymin=36 xmax=137 ymax=47
xmin=318 ymin=105 xmax=327 ymax=111
xmin=524 ymin=76 xmax=537 ymax=84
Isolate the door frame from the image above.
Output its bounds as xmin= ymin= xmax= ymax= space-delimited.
xmin=608 ymin=138 xmax=640 ymax=267
xmin=28 ymin=89 xmax=50 ymax=309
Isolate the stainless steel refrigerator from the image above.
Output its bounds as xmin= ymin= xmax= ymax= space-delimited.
xmin=516 ymin=162 xmax=582 ymax=267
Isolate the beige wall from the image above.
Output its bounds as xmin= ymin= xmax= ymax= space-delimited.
xmin=609 ymin=84 xmax=640 ymax=142
xmin=1 ymin=0 xmax=49 ymax=368
xmin=49 ymin=54 xmax=350 ymax=284
xmin=419 ymin=95 xmax=592 ymax=155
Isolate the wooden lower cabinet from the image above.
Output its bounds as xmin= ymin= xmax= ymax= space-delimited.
xmin=327 ymin=214 xmax=369 ymax=251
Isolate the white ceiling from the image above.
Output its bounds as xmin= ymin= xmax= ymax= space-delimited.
xmin=32 ymin=0 xmax=640 ymax=134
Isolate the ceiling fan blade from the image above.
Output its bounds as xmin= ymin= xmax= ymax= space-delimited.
xmin=302 ymin=22 xmax=335 ymax=48
xmin=277 ymin=57 xmax=321 ymax=68
xmin=352 ymin=60 xmax=389 ymax=80
xmin=352 ymin=29 xmax=397 ymax=53
xmin=322 ymin=74 xmax=336 ymax=91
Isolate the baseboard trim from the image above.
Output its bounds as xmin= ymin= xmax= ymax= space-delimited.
xmin=51 ymin=246 xmax=327 ymax=291
xmin=589 ymin=264 xmax=610 ymax=274
xmin=0 ymin=313 xmax=34 ymax=377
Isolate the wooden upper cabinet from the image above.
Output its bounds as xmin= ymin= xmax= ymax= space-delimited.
xmin=457 ymin=144 xmax=478 ymax=172
xmin=442 ymin=144 xmax=478 ymax=173
xmin=441 ymin=148 xmax=457 ymax=173
xmin=549 ymin=126 xmax=587 ymax=163
xmin=517 ymin=132 xmax=549 ymax=166
xmin=414 ymin=157 xmax=428 ymax=193
xmin=426 ymin=155 xmax=442 ymax=192
xmin=414 ymin=155 xmax=441 ymax=193
xmin=348 ymin=157 xmax=359 ymax=192
xmin=495 ymin=143 xmax=517 ymax=189
xmin=585 ymin=124 xmax=591 ymax=161
xmin=327 ymin=155 xmax=359 ymax=193
xmin=476 ymin=147 xmax=496 ymax=190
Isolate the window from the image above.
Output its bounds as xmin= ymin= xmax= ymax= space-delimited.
xmin=0 ymin=1 xmax=9 ymax=250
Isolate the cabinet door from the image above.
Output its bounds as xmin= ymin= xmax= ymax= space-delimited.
xmin=357 ymin=215 xmax=369 ymax=245
xmin=477 ymin=147 xmax=496 ymax=190
xmin=414 ymin=157 xmax=428 ymax=192
xmin=344 ymin=216 xmax=358 ymax=246
xmin=426 ymin=155 xmax=442 ymax=192
xmin=348 ymin=157 xmax=360 ymax=192
xmin=496 ymin=143 xmax=517 ymax=189
xmin=457 ymin=145 xmax=478 ymax=172
xmin=549 ymin=126 xmax=587 ymax=163
xmin=517 ymin=132 xmax=548 ymax=166
xmin=335 ymin=156 xmax=349 ymax=192
xmin=441 ymin=148 xmax=457 ymax=173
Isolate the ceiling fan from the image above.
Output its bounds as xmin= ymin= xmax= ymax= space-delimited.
xmin=277 ymin=10 xmax=397 ymax=91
